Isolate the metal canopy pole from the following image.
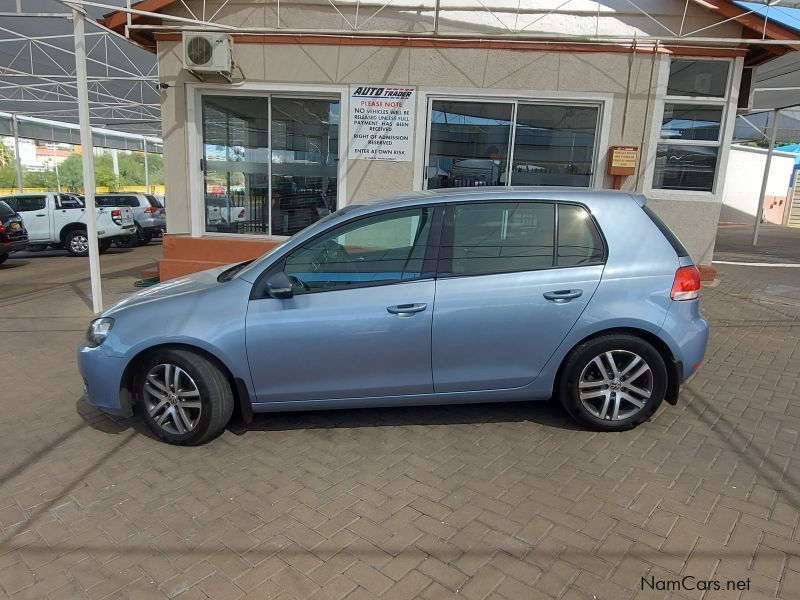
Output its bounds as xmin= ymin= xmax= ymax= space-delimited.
xmin=73 ymin=6 xmax=103 ymax=313
xmin=752 ymin=108 xmax=780 ymax=247
xmin=142 ymin=137 xmax=150 ymax=193
xmin=11 ymin=114 xmax=23 ymax=192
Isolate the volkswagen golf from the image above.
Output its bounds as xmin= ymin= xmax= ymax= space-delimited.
xmin=78 ymin=189 xmax=708 ymax=445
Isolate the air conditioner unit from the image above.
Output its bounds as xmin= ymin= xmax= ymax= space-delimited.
xmin=182 ymin=32 xmax=232 ymax=74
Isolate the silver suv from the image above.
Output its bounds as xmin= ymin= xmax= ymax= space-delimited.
xmin=95 ymin=193 xmax=166 ymax=247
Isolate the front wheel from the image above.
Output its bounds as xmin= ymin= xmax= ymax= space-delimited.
xmin=0 ymin=252 xmax=7 ymax=265
xmin=65 ymin=229 xmax=90 ymax=257
xmin=559 ymin=334 xmax=667 ymax=431
xmin=137 ymin=349 xmax=234 ymax=445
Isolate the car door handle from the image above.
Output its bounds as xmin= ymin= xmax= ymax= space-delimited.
xmin=387 ymin=303 xmax=427 ymax=316
xmin=543 ymin=289 xmax=583 ymax=303
xmin=35 ymin=214 xmax=46 ymax=217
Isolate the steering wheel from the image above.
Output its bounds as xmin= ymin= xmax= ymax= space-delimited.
xmin=288 ymin=275 xmax=311 ymax=292
xmin=311 ymin=239 xmax=350 ymax=272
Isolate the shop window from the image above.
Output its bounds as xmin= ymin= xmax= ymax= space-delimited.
xmin=653 ymin=59 xmax=729 ymax=193
xmin=511 ymin=105 xmax=599 ymax=187
xmin=201 ymin=95 xmax=338 ymax=236
xmin=283 ymin=207 xmax=433 ymax=293
xmin=425 ymin=100 xmax=600 ymax=190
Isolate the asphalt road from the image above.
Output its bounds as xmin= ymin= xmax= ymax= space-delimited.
xmin=0 ymin=243 xmax=162 ymax=304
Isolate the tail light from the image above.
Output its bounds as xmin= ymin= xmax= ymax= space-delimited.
xmin=671 ymin=265 xmax=701 ymax=301
xmin=0 ymin=224 xmax=4 ymax=233
xmin=144 ymin=206 xmax=158 ymax=213
xmin=111 ymin=209 xmax=123 ymax=226
xmin=238 ymin=209 xmax=245 ymax=218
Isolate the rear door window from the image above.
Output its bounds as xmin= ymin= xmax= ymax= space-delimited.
xmin=58 ymin=194 xmax=82 ymax=209
xmin=17 ymin=196 xmax=46 ymax=212
xmin=442 ymin=202 xmax=556 ymax=276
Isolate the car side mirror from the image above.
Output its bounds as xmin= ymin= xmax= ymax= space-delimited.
xmin=265 ymin=271 xmax=294 ymax=299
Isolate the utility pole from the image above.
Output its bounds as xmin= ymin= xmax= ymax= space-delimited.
xmin=11 ymin=114 xmax=23 ymax=192
xmin=752 ymin=109 xmax=780 ymax=246
xmin=73 ymin=6 xmax=103 ymax=313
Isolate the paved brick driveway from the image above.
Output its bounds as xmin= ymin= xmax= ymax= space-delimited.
xmin=0 ymin=236 xmax=798 ymax=599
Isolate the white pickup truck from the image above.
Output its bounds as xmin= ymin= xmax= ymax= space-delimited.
xmin=0 ymin=192 xmax=135 ymax=256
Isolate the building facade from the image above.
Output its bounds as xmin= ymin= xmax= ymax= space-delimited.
xmin=102 ymin=0 xmax=800 ymax=280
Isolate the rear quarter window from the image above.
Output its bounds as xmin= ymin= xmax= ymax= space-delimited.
xmin=642 ymin=205 xmax=690 ymax=258
xmin=146 ymin=195 xmax=163 ymax=208
xmin=556 ymin=204 xmax=605 ymax=267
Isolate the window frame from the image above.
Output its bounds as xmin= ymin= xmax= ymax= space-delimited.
xmin=436 ymin=199 xmax=607 ymax=278
xmin=421 ymin=93 xmax=608 ymax=191
xmin=645 ymin=56 xmax=740 ymax=199
xmin=252 ymin=204 xmax=445 ymax=298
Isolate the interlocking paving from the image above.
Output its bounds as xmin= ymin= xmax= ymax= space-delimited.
xmin=0 ymin=237 xmax=799 ymax=600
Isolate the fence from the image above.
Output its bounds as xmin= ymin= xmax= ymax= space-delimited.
xmin=0 ymin=185 xmax=166 ymax=196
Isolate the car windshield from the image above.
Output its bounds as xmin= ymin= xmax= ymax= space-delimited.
xmin=0 ymin=201 xmax=15 ymax=217
xmin=234 ymin=205 xmax=361 ymax=280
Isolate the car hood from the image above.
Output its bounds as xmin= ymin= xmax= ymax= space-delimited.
xmin=102 ymin=265 xmax=231 ymax=316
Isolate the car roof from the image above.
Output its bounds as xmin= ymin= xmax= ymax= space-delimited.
xmin=345 ymin=187 xmax=643 ymax=217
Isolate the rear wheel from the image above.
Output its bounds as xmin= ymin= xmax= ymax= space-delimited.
xmin=98 ymin=239 xmax=112 ymax=253
xmin=559 ymin=334 xmax=667 ymax=431
xmin=65 ymin=229 xmax=90 ymax=257
xmin=137 ymin=349 xmax=234 ymax=445
xmin=115 ymin=224 xmax=142 ymax=248
xmin=0 ymin=253 xmax=7 ymax=264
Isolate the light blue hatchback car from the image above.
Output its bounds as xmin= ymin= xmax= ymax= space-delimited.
xmin=78 ymin=189 xmax=708 ymax=445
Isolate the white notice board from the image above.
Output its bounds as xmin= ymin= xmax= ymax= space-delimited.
xmin=348 ymin=85 xmax=416 ymax=161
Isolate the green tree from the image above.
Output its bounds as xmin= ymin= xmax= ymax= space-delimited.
xmin=0 ymin=144 xmax=15 ymax=169
xmin=0 ymin=164 xmax=20 ymax=188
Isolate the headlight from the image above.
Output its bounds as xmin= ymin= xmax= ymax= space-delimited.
xmin=86 ymin=317 xmax=114 ymax=347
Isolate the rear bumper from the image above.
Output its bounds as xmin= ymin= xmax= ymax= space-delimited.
xmin=1 ymin=238 xmax=28 ymax=253
xmin=662 ymin=299 xmax=709 ymax=382
xmin=77 ymin=344 xmax=132 ymax=417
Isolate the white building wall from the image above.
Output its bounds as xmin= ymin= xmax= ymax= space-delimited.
xmin=720 ymin=145 xmax=796 ymax=223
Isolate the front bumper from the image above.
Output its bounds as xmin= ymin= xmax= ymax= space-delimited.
xmin=77 ymin=344 xmax=132 ymax=416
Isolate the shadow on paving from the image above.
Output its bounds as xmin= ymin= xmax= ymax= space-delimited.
xmin=714 ymin=223 xmax=800 ymax=264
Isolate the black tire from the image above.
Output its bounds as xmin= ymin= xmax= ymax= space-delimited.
xmin=558 ymin=334 xmax=668 ymax=431
xmin=27 ymin=244 xmax=47 ymax=252
xmin=98 ymin=239 xmax=112 ymax=254
xmin=139 ymin=233 xmax=153 ymax=246
xmin=116 ymin=224 xmax=142 ymax=248
xmin=64 ymin=229 xmax=90 ymax=257
xmin=136 ymin=349 xmax=234 ymax=445
xmin=0 ymin=253 xmax=7 ymax=265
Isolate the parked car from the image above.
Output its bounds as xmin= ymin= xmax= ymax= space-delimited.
xmin=94 ymin=193 xmax=166 ymax=247
xmin=78 ymin=189 xmax=708 ymax=446
xmin=0 ymin=200 xmax=28 ymax=264
xmin=205 ymin=195 xmax=248 ymax=231
xmin=0 ymin=193 xmax=135 ymax=256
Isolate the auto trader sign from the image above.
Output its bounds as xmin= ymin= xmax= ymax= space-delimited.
xmin=348 ymin=85 xmax=416 ymax=161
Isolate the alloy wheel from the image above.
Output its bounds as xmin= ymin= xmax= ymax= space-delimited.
xmin=578 ymin=350 xmax=653 ymax=421
xmin=142 ymin=364 xmax=202 ymax=434
xmin=70 ymin=233 xmax=89 ymax=254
